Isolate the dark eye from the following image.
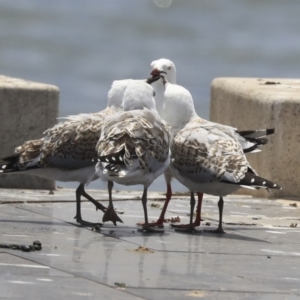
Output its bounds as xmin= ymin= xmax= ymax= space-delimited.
xmin=167 ymin=66 xmax=172 ymax=70
xmin=153 ymin=91 xmax=156 ymax=97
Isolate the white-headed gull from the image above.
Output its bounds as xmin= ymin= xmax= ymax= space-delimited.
xmin=96 ymin=81 xmax=171 ymax=232
xmin=161 ymin=78 xmax=281 ymax=232
xmin=148 ymin=58 xmax=276 ymax=228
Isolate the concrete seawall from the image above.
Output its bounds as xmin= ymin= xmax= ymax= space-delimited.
xmin=210 ymin=77 xmax=300 ymax=199
xmin=0 ymin=75 xmax=59 ymax=189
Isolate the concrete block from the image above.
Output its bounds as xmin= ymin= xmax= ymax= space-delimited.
xmin=210 ymin=77 xmax=300 ymax=199
xmin=0 ymin=75 xmax=59 ymax=189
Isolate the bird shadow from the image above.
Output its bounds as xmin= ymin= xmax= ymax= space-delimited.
xmin=172 ymin=227 xmax=270 ymax=244
xmin=99 ymin=225 xmax=171 ymax=239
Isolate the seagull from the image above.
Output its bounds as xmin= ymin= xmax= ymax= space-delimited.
xmin=161 ymin=78 xmax=281 ymax=232
xmin=96 ymin=81 xmax=171 ymax=232
xmin=0 ymin=79 xmax=143 ymax=226
xmin=148 ymin=58 xmax=276 ymax=228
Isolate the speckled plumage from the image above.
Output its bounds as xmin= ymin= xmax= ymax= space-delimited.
xmin=171 ymin=117 xmax=250 ymax=186
xmin=97 ymin=109 xmax=170 ymax=176
xmin=40 ymin=109 xmax=115 ymax=168
xmin=162 ymin=81 xmax=281 ymax=232
xmin=96 ymin=81 xmax=171 ymax=232
xmin=9 ymin=110 xmax=113 ymax=172
xmin=162 ymin=82 xmax=280 ymax=193
xmin=0 ymin=79 xmax=139 ymax=226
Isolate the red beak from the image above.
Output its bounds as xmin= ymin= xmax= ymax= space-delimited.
xmin=150 ymin=68 xmax=166 ymax=77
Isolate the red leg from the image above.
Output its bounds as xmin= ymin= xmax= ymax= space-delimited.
xmin=137 ymin=183 xmax=172 ymax=227
xmin=171 ymin=192 xmax=203 ymax=229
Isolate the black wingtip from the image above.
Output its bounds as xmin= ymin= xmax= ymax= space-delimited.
xmin=105 ymin=163 xmax=121 ymax=174
xmin=98 ymin=149 xmax=125 ymax=165
xmin=0 ymin=157 xmax=18 ymax=173
xmin=266 ymin=128 xmax=275 ymax=135
xmin=222 ymin=171 xmax=282 ymax=190
xmin=238 ymin=128 xmax=276 ymax=154
xmin=237 ymin=128 xmax=276 ymax=139
xmin=244 ymin=173 xmax=282 ymax=190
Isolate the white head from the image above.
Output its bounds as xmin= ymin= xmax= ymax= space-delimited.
xmin=107 ymin=79 xmax=133 ymax=110
xmin=107 ymin=79 xmax=149 ymax=110
xmin=150 ymin=58 xmax=176 ymax=84
xmin=122 ymin=81 xmax=156 ymax=112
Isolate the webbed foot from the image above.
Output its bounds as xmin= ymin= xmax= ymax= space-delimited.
xmin=102 ymin=206 xmax=123 ymax=226
xmin=94 ymin=202 xmax=107 ymax=213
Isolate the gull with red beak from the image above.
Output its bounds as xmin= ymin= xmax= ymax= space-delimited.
xmin=144 ymin=58 xmax=277 ymax=230
xmin=141 ymin=58 xmax=204 ymax=229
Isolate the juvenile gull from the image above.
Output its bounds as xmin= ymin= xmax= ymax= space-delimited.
xmin=148 ymin=58 xmax=276 ymax=228
xmin=162 ymin=79 xmax=281 ymax=232
xmin=96 ymin=81 xmax=170 ymax=232
xmin=0 ymin=79 xmax=142 ymax=226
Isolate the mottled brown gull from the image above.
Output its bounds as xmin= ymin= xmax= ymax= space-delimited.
xmin=96 ymin=81 xmax=171 ymax=232
xmin=0 ymin=79 xmax=146 ymax=226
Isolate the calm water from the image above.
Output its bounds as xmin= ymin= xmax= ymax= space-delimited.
xmin=0 ymin=0 xmax=299 ymax=191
